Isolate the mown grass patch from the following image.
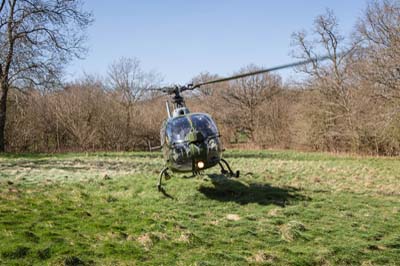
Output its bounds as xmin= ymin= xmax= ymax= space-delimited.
xmin=0 ymin=150 xmax=399 ymax=265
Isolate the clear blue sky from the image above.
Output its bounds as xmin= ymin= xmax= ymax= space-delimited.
xmin=66 ymin=0 xmax=367 ymax=84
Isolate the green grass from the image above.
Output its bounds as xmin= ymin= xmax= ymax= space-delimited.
xmin=0 ymin=150 xmax=399 ymax=265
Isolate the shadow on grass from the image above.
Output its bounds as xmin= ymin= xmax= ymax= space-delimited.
xmin=223 ymin=151 xmax=359 ymax=162
xmin=223 ymin=152 xmax=276 ymax=159
xmin=198 ymin=174 xmax=309 ymax=207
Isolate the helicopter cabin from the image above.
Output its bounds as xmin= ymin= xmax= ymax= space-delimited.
xmin=160 ymin=113 xmax=222 ymax=172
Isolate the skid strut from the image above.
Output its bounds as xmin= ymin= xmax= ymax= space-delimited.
xmin=219 ymin=158 xmax=240 ymax=177
xmin=157 ymin=167 xmax=174 ymax=199
xmin=157 ymin=167 xmax=170 ymax=191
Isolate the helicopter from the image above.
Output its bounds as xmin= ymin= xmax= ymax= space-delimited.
xmin=153 ymin=55 xmax=333 ymax=194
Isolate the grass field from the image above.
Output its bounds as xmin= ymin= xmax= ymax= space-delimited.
xmin=0 ymin=150 xmax=399 ymax=265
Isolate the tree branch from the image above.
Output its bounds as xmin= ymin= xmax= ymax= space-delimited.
xmin=0 ymin=0 xmax=5 ymax=15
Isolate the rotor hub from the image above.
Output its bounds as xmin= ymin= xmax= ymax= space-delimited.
xmin=172 ymin=107 xmax=190 ymax=117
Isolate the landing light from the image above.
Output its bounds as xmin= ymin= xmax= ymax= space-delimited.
xmin=197 ymin=161 xmax=205 ymax=169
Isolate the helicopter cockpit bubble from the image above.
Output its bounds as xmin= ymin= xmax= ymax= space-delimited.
xmin=165 ymin=114 xmax=219 ymax=144
xmin=163 ymin=113 xmax=222 ymax=172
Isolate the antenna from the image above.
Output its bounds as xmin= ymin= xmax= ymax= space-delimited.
xmin=166 ymin=101 xmax=171 ymax=118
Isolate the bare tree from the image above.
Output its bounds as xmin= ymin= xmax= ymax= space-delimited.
xmin=352 ymin=0 xmax=400 ymax=155
xmin=191 ymin=72 xmax=222 ymax=97
xmin=52 ymin=77 xmax=106 ymax=151
xmin=222 ymin=64 xmax=282 ymax=141
xmin=0 ymin=0 xmax=92 ymax=152
xmin=107 ymin=57 xmax=162 ymax=150
xmin=356 ymin=0 xmax=400 ymax=101
xmin=291 ymin=9 xmax=359 ymax=151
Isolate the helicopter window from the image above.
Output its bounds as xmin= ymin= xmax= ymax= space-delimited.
xmin=190 ymin=114 xmax=218 ymax=137
xmin=166 ymin=116 xmax=192 ymax=143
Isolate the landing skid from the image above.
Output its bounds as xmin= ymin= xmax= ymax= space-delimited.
xmin=157 ymin=167 xmax=174 ymax=198
xmin=218 ymin=158 xmax=240 ymax=178
xmin=157 ymin=159 xmax=239 ymax=197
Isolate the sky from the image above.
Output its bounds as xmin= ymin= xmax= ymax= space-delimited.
xmin=66 ymin=0 xmax=368 ymax=84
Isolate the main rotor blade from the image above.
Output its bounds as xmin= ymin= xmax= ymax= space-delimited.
xmin=148 ymin=86 xmax=177 ymax=94
xmin=193 ymin=55 xmax=332 ymax=88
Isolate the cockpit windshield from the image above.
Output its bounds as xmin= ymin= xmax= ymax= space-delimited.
xmin=166 ymin=116 xmax=191 ymax=143
xmin=190 ymin=114 xmax=218 ymax=137
xmin=165 ymin=114 xmax=219 ymax=144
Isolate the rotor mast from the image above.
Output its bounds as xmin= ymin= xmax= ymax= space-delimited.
xmin=162 ymin=85 xmax=194 ymax=117
xmin=161 ymin=84 xmax=195 ymax=109
xmin=171 ymin=86 xmax=186 ymax=109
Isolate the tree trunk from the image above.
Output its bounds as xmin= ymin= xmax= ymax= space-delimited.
xmin=0 ymin=82 xmax=8 ymax=152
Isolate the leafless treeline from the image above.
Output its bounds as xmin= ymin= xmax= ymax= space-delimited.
xmin=3 ymin=0 xmax=400 ymax=155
